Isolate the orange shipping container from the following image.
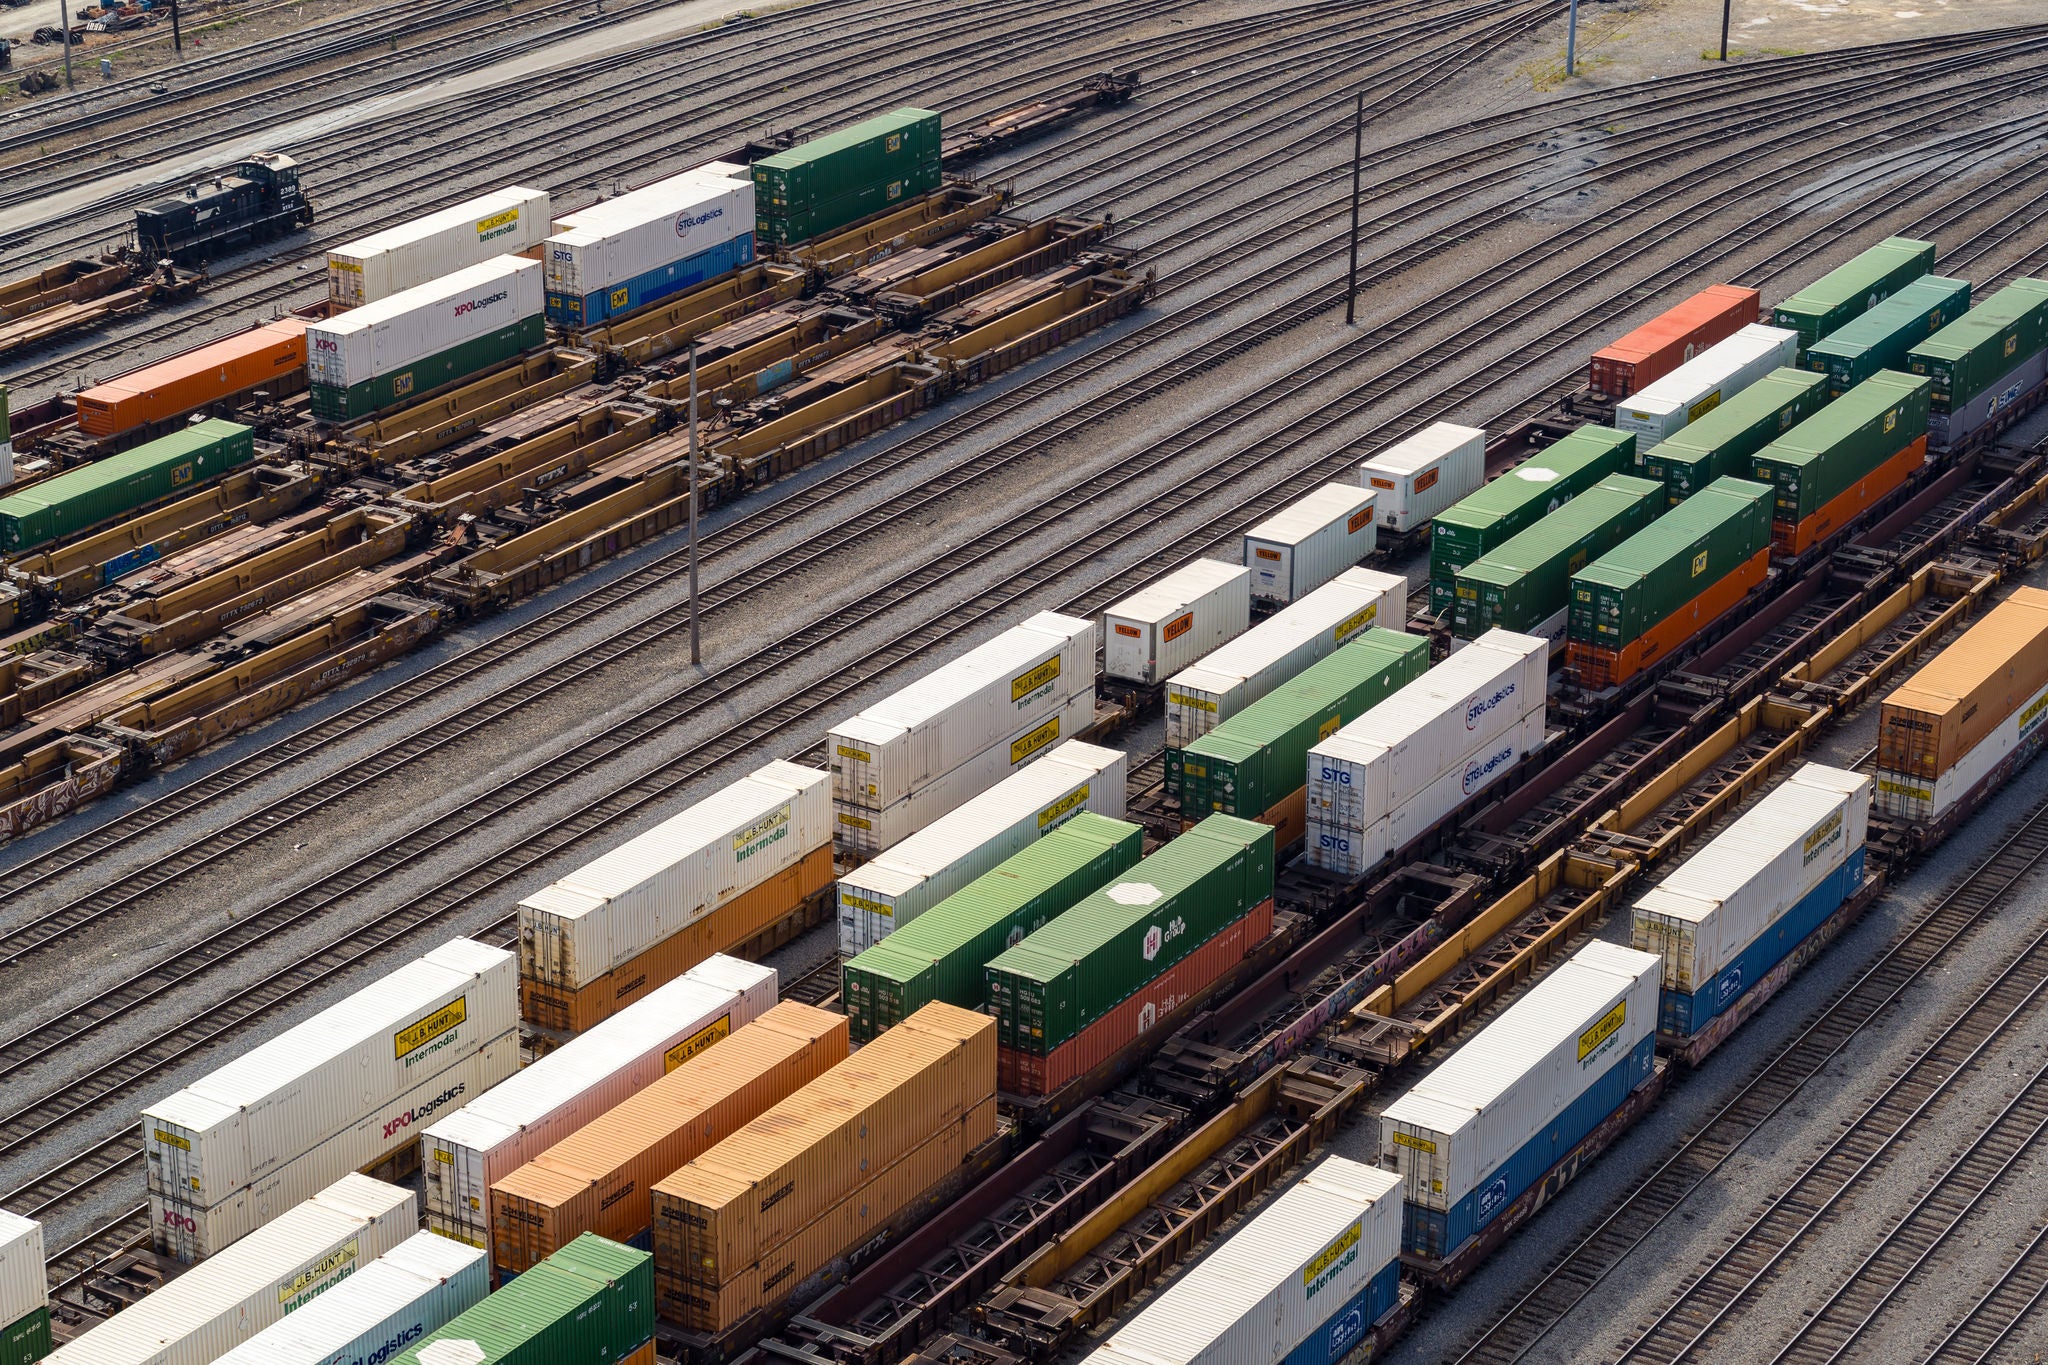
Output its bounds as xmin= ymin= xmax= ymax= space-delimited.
xmin=520 ymin=847 xmax=834 ymax=1033
xmin=650 ymin=1002 xmax=996 ymax=1286
xmin=652 ymin=1097 xmax=998 ymax=1331
xmin=1877 ymin=586 xmax=2048 ymax=778
xmin=488 ymin=1001 xmax=848 ymax=1277
xmin=75 ymin=320 xmax=310 ymax=439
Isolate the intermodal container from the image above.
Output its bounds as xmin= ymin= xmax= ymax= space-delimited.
xmin=1241 ymin=483 xmax=1378 ymax=606
xmin=329 ymin=187 xmax=551 ymax=307
xmin=1103 ymin=560 xmax=1253 ymax=685
xmin=45 ymin=1176 xmax=415 ymax=1365
xmin=143 ymin=939 xmax=517 ymax=1262
xmin=516 ymin=759 xmax=830 ymax=1031
xmin=1640 ymin=368 xmax=1828 ymax=507
xmin=1305 ymin=630 xmax=1548 ymax=881
xmin=1908 ymin=277 xmax=2048 ymax=448
xmin=1772 ymin=237 xmax=1937 ymax=348
xmin=1804 ymin=274 xmax=1969 ymax=397
xmin=211 ymin=1232 xmax=488 ymax=1365
xmin=0 ymin=419 xmax=255 ymax=550
xmin=753 ymin=109 xmax=944 ymax=246
xmin=1750 ymin=370 xmax=1930 ymax=555
xmin=1084 ymin=1157 xmax=1404 ymax=1365
xmin=828 ymin=611 xmax=1094 ymax=812
xmin=1874 ymin=585 xmax=2048 ymax=822
xmin=1428 ymin=425 xmax=1634 ymax=615
xmin=1179 ymin=630 xmax=1429 ymax=844
xmin=487 ymin=1002 xmax=847 ymax=1278
xmin=649 ymin=1003 xmax=995 ymax=1299
xmin=545 ymin=166 xmax=754 ymax=325
xmin=1565 ymin=477 xmax=1773 ymax=691
xmin=422 ymin=956 xmax=776 ymax=1253
xmin=75 ymin=321 xmax=308 ymax=439
xmin=984 ymin=815 xmax=1276 ymax=1055
xmin=840 ymin=813 xmax=1141 ymax=1042
xmin=1612 ymin=324 xmax=1799 ymax=454
xmin=0 ymin=1213 xmax=47 ymax=1365
xmin=1357 ymin=422 xmax=1485 ymax=533
xmin=997 ymin=899 xmax=1272 ymax=1096
xmin=1378 ymin=941 xmax=1659 ymax=1259
xmin=1164 ymin=567 xmax=1406 ymax=785
xmin=1588 ymin=284 xmax=1760 ymax=399
xmin=1632 ymin=764 xmax=1869 ymax=1038
xmin=396 ymin=1235 xmax=653 ymax=1365
xmin=837 ymin=741 xmax=1128 ymax=954
xmin=1451 ymin=474 xmax=1663 ymax=640
xmin=306 ymin=256 xmax=545 ymax=421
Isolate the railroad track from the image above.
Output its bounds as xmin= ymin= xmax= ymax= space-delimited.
xmin=1918 ymin=1215 xmax=2048 ymax=1363
xmin=1449 ymin=803 xmax=2048 ymax=1365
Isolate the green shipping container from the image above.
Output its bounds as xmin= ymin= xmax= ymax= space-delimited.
xmin=397 ymin=1234 xmax=652 ymax=1365
xmin=1428 ymin=425 xmax=1635 ymax=614
xmin=1179 ymin=629 xmax=1428 ymax=819
xmin=984 ymin=814 xmax=1275 ymax=1054
xmin=309 ymin=315 xmax=546 ymax=420
xmin=1568 ymin=477 xmax=1773 ymax=646
xmin=840 ymin=812 xmax=1142 ymax=1041
xmin=1771 ymin=237 xmax=1936 ymax=348
xmin=1906 ymin=277 xmax=2048 ymax=411
xmin=1644 ymin=368 xmax=1830 ymax=506
xmin=1 ymin=1306 xmax=50 ymax=1365
xmin=1452 ymin=474 xmax=1663 ymax=638
xmin=1751 ymin=370 xmax=1930 ymax=528
xmin=1804 ymin=275 xmax=1969 ymax=398
xmin=0 ymin=419 xmax=254 ymax=550
xmin=754 ymin=108 xmax=944 ymax=246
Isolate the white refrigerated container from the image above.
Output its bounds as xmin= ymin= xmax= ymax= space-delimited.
xmin=1241 ymin=484 xmax=1378 ymax=606
xmin=1357 ymin=422 xmax=1486 ymax=533
xmin=1103 ymin=560 xmax=1252 ymax=685
xmin=1614 ymin=324 xmax=1800 ymax=453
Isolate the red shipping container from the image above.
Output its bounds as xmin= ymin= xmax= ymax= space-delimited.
xmin=76 ymin=320 xmax=309 ymax=439
xmin=1588 ymin=285 xmax=1759 ymax=399
xmin=999 ymin=899 xmax=1276 ymax=1096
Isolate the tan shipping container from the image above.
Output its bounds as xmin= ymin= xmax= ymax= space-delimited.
xmin=650 ymin=1003 xmax=995 ymax=1286
xmin=652 ymin=1097 xmax=998 ymax=1331
xmin=1877 ymin=587 xmax=2048 ymax=778
xmin=520 ymin=848 xmax=834 ymax=1031
xmin=488 ymin=1002 xmax=848 ymax=1276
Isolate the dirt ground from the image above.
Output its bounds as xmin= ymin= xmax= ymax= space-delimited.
xmin=1500 ymin=0 xmax=2039 ymax=90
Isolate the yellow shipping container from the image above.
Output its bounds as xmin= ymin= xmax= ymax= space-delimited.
xmin=649 ymin=1002 xmax=995 ymax=1286
xmin=1878 ymin=585 xmax=2048 ymax=778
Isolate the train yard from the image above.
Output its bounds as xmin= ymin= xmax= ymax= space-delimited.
xmin=3 ymin=1 xmax=2048 ymax=1364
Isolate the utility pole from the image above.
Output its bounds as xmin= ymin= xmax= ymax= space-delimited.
xmin=686 ymin=339 xmax=701 ymax=667
xmin=1345 ymin=91 xmax=1363 ymax=326
xmin=170 ymin=0 xmax=183 ymax=54
xmin=58 ymin=0 xmax=73 ymax=88
xmin=1719 ymin=0 xmax=1733 ymax=59
xmin=1566 ymin=0 xmax=1580 ymax=76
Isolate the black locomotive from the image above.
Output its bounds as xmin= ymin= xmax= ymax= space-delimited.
xmin=133 ymin=153 xmax=314 ymax=266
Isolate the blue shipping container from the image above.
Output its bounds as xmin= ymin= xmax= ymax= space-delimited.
xmin=1278 ymin=1261 xmax=1403 ymax=1365
xmin=545 ymin=235 xmax=754 ymax=326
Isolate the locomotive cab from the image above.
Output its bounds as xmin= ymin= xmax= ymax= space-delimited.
xmin=134 ymin=152 xmax=313 ymax=266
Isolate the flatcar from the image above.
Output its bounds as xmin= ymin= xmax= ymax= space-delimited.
xmin=133 ymin=153 xmax=313 ymax=266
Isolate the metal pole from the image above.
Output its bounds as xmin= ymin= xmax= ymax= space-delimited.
xmin=1719 ymin=0 xmax=1732 ymax=59
xmin=58 ymin=0 xmax=73 ymax=88
xmin=686 ymin=339 xmax=701 ymax=667
xmin=170 ymin=0 xmax=182 ymax=54
xmin=1565 ymin=0 xmax=1579 ymax=77
xmin=1345 ymin=91 xmax=1363 ymax=326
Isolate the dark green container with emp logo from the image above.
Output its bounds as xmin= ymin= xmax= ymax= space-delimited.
xmin=1453 ymin=474 xmax=1663 ymax=638
xmin=1568 ymin=477 xmax=1773 ymax=647
xmin=1805 ymin=275 xmax=1969 ymax=398
xmin=396 ymin=1234 xmax=652 ymax=1365
xmin=0 ymin=418 xmax=254 ymax=550
xmin=1643 ymin=368 xmax=1829 ymax=506
xmin=1750 ymin=370 xmax=1930 ymax=528
xmin=753 ymin=109 xmax=944 ymax=246
xmin=1907 ymin=278 xmax=2048 ymax=412
xmin=1771 ymin=237 xmax=1935 ymax=349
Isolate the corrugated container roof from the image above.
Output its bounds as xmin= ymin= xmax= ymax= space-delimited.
xmin=1909 ymin=277 xmax=2048 ymax=362
xmin=1885 ymin=585 xmax=2048 ymax=713
xmin=1361 ymin=422 xmax=1485 ymax=474
xmin=1244 ymin=483 xmax=1374 ymax=545
xmin=1573 ymin=478 xmax=1771 ymax=588
xmin=312 ymin=256 xmax=539 ymax=337
xmin=755 ymin=108 xmax=939 ymax=168
xmin=0 ymin=420 xmax=250 ymax=512
xmin=1105 ymin=559 xmax=1250 ymax=624
xmin=549 ymin=167 xmax=749 ymax=240
xmin=1621 ymin=324 xmax=1798 ymax=415
xmin=1752 ymin=370 xmax=1929 ymax=461
xmin=1170 ymin=569 xmax=1405 ymax=690
xmin=1435 ymin=426 xmax=1633 ymax=526
xmin=1186 ymin=630 xmax=1425 ymax=752
xmin=211 ymin=1233 xmax=484 ymax=1365
xmin=333 ymin=187 xmax=547 ymax=257
xmin=1807 ymin=275 xmax=1967 ymax=355
xmin=1458 ymin=475 xmax=1662 ymax=584
xmin=1777 ymin=237 xmax=1935 ymax=314
xmin=1650 ymin=369 xmax=1826 ymax=458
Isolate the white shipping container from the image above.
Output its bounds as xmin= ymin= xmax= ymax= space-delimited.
xmin=327 ymin=187 xmax=551 ymax=307
xmin=829 ymin=612 xmax=1094 ymax=810
xmin=1103 ymin=561 xmax=1253 ymax=685
xmin=210 ymin=1233 xmax=487 ymax=1365
xmin=1614 ymin=324 xmax=1799 ymax=453
xmin=1380 ymin=942 xmax=1659 ymax=1215
xmin=1631 ymin=764 xmax=1868 ymax=994
xmin=1086 ymin=1157 xmax=1402 ymax=1365
xmin=545 ymin=170 xmax=754 ymax=300
xmin=1242 ymin=484 xmax=1378 ymax=606
xmin=47 ymin=1176 xmax=415 ymax=1365
xmin=419 ymin=956 xmax=776 ymax=1248
xmin=152 ymin=1028 xmax=518 ymax=1262
xmin=0 ymin=1211 xmax=46 ymax=1329
xmin=1358 ymin=423 xmax=1487 ymax=533
xmin=837 ymin=741 xmax=1128 ymax=953
xmin=306 ymin=257 xmax=544 ymax=392
xmin=1165 ymin=569 xmax=1407 ymax=751
xmin=833 ymin=691 xmax=1095 ymax=856
xmin=517 ymin=759 xmax=830 ymax=991
xmin=143 ymin=940 xmax=516 ymax=1209
xmin=1306 ymin=630 xmax=1548 ymax=849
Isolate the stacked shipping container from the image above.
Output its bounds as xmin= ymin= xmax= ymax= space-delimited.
xmin=1356 ymin=423 xmax=1485 ymax=533
xmin=1588 ymin=284 xmax=1760 ymax=399
xmin=544 ymin=164 xmax=755 ymax=325
xmin=1451 ymin=473 xmax=1663 ymax=640
xmin=1749 ymin=369 xmax=1930 ymax=555
xmin=1908 ymin=277 xmax=2048 ymax=449
xmin=328 ymin=187 xmax=551 ymax=308
xmin=0 ymin=1214 xmax=48 ymax=1365
xmin=211 ymin=1232 xmax=489 ymax=1365
xmin=517 ymin=759 xmax=831 ymax=1032
xmin=1637 ymin=368 xmax=1828 ymax=507
xmin=396 ymin=1235 xmax=655 ymax=1365
xmin=1102 ymin=560 xmax=1252 ymax=686
xmin=1803 ymin=274 xmax=1969 ymax=397
xmin=142 ymin=938 xmax=517 ymax=1262
xmin=1772 ymin=236 xmax=1937 ymax=347
xmin=752 ymin=109 xmax=944 ymax=247
xmin=1612 ymin=324 xmax=1799 ymax=453
xmin=1241 ymin=483 xmax=1378 ymax=605
xmin=0 ymin=419 xmax=255 ymax=550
